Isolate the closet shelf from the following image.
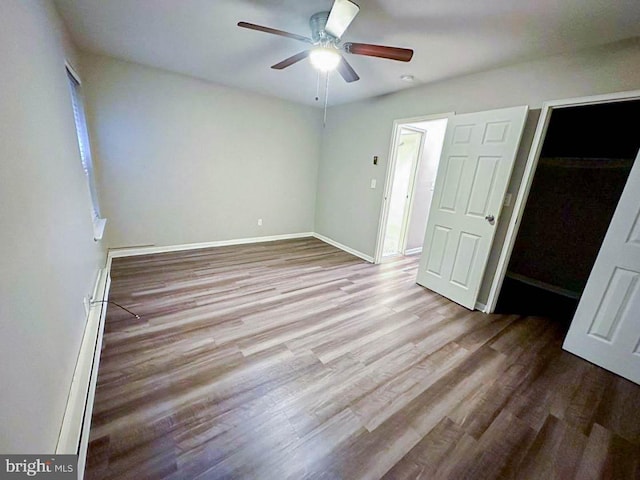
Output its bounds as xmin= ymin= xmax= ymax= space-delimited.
xmin=538 ymin=156 xmax=633 ymax=169
xmin=505 ymin=271 xmax=581 ymax=299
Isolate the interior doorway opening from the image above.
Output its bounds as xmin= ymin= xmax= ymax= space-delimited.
xmin=495 ymin=99 xmax=640 ymax=320
xmin=382 ymin=127 xmax=424 ymax=257
xmin=380 ymin=117 xmax=448 ymax=260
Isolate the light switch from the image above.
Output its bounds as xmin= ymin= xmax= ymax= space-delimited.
xmin=370 ymin=179 xmax=377 ymax=189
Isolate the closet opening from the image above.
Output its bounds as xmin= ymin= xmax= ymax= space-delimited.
xmin=495 ymin=99 xmax=640 ymax=320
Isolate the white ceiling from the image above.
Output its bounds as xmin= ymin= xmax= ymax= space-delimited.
xmin=54 ymin=0 xmax=640 ymax=107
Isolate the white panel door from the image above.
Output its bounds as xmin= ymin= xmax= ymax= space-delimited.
xmin=416 ymin=106 xmax=528 ymax=309
xmin=563 ymin=150 xmax=640 ymax=384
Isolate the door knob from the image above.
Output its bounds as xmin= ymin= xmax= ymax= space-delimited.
xmin=485 ymin=214 xmax=495 ymax=225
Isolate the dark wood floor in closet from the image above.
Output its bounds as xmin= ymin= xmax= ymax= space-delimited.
xmin=85 ymin=238 xmax=640 ymax=479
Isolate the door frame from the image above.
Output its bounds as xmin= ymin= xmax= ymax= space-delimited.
xmin=485 ymin=89 xmax=640 ymax=313
xmin=374 ymin=112 xmax=454 ymax=264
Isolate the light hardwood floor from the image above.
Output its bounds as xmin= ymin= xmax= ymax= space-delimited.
xmin=85 ymin=238 xmax=640 ymax=479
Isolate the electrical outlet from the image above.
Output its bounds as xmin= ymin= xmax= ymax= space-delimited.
xmin=257 ymin=218 xmax=263 ymax=226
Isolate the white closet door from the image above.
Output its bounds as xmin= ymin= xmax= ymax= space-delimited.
xmin=563 ymin=149 xmax=640 ymax=384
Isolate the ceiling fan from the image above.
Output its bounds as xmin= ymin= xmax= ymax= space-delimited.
xmin=238 ymin=0 xmax=414 ymax=83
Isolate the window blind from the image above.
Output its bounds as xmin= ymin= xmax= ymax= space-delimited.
xmin=66 ymin=68 xmax=101 ymax=221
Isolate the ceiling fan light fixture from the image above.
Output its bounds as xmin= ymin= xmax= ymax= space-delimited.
xmin=309 ymin=47 xmax=341 ymax=72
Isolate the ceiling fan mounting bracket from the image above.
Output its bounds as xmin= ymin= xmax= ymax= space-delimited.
xmin=309 ymin=12 xmax=336 ymax=45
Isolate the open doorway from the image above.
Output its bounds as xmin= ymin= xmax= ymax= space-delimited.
xmin=382 ymin=127 xmax=424 ymax=257
xmin=377 ymin=116 xmax=449 ymax=262
xmin=494 ymin=99 xmax=640 ymax=320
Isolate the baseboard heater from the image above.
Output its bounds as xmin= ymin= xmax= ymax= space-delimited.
xmin=56 ymin=267 xmax=111 ymax=479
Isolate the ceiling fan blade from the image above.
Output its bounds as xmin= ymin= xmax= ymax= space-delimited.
xmin=337 ymin=56 xmax=360 ymax=83
xmin=343 ymin=42 xmax=414 ymax=62
xmin=237 ymin=21 xmax=312 ymax=44
xmin=325 ymin=0 xmax=360 ymax=39
xmin=271 ymin=51 xmax=310 ymax=70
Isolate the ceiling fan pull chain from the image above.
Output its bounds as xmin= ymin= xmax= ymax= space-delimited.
xmin=323 ymin=72 xmax=330 ymax=127
xmin=315 ymin=70 xmax=321 ymax=102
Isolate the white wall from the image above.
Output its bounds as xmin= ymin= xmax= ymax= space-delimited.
xmin=0 ymin=0 xmax=106 ymax=452
xmin=80 ymin=54 xmax=322 ymax=248
xmin=405 ymin=119 xmax=448 ymax=251
xmin=315 ymin=38 xmax=640 ymax=303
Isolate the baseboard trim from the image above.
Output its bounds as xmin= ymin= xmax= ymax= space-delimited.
xmin=313 ymin=233 xmax=374 ymax=263
xmin=108 ymin=232 xmax=315 ymax=259
xmin=56 ymin=266 xmax=111 ymax=480
xmin=404 ymin=247 xmax=423 ymax=256
xmin=106 ymin=232 xmax=375 ymax=264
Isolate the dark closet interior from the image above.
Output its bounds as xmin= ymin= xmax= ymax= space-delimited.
xmin=496 ymin=99 xmax=640 ymax=320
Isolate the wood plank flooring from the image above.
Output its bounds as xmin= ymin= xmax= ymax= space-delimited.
xmin=85 ymin=238 xmax=640 ymax=479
